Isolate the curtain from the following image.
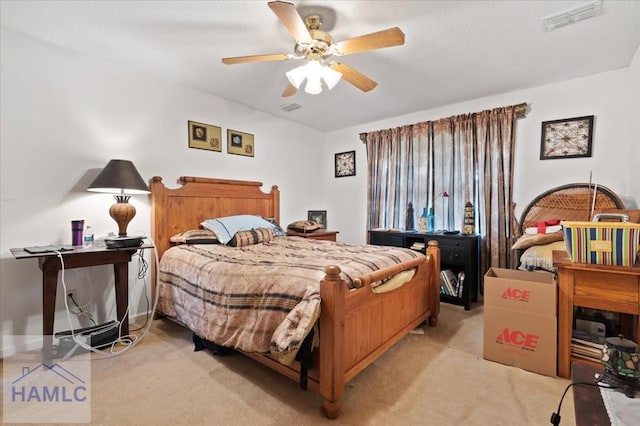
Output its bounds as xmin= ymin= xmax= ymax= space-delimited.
xmin=365 ymin=104 xmax=524 ymax=271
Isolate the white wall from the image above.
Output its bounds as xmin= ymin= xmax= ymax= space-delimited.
xmin=631 ymin=45 xmax=640 ymax=203
xmin=323 ymin=67 xmax=638 ymax=245
xmin=0 ymin=29 xmax=325 ymax=355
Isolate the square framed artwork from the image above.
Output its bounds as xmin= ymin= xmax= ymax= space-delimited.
xmin=188 ymin=120 xmax=222 ymax=152
xmin=335 ymin=150 xmax=356 ymax=177
xmin=227 ymin=129 xmax=254 ymax=157
xmin=540 ymin=115 xmax=594 ymax=160
xmin=308 ymin=210 xmax=327 ymax=228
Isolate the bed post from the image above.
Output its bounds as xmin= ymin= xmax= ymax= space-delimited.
xmin=426 ymin=240 xmax=441 ymax=326
xmin=319 ymin=265 xmax=345 ymax=419
xmin=149 ymin=176 xmax=168 ymax=318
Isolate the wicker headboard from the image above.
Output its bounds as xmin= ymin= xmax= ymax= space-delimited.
xmin=517 ymin=183 xmax=624 ymax=236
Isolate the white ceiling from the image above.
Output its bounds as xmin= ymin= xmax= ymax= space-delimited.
xmin=2 ymin=1 xmax=640 ymax=132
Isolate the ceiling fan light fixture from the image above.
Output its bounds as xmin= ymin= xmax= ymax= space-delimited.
xmin=286 ymin=60 xmax=342 ymax=95
xmin=305 ymin=77 xmax=323 ymax=95
xmin=285 ymin=65 xmax=307 ymax=89
xmin=322 ymin=66 xmax=342 ymax=90
xmin=224 ymin=2 xmax=405 ymax=97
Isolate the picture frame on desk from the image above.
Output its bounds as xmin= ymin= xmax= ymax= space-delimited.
xmin=308 ymin=210 xmax=327 ymax=229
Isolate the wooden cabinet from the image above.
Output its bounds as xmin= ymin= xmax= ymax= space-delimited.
xmin=554 ymin=250 xmax=640 ymax=379
xmin=287 ymin=230 xmax=339 ymax=242
xmin=369 ymin=230 xmax=480 ymax=310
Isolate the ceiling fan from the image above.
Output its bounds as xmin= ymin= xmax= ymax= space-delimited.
xmin=221 ymin=1 xmax=405 ymax=97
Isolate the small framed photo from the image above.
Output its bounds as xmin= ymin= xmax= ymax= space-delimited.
xmin=188 ymin=120 xmax=222 ymax=152
xmin=540 ymin=115 xmax=594 ymax=160
xmin=227 ymin=129 xmax=254 ymax=157
xmin=335 ymin=150 xmax=356 ymax=177
xmin=308 ymin=210 xmax=327 ymax=228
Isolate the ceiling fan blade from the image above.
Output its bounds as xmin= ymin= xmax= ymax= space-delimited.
xmin=222 ymin=53 xmax=289 ymax=65
xmin=331 ymin=63 xmax=378 ymax=92
xmin=268 ymin=1 xmax=312 ymax=43
xmin=333 ymin=27 xmax=405 ymax=56
xmin=281 ymin=82 xmax=297 ymax=97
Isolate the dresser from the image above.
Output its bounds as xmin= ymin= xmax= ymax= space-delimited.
xmin=554 ymin=250 xmax=640 ymax=379
xmin=368 ymin=230 xmax=480 ymax=310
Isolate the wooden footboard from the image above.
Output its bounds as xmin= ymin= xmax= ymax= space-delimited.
xmin=319 ymin=240 xmax=440 ymax=418
xmin=244 ymin=241 xmax=440 ymax=418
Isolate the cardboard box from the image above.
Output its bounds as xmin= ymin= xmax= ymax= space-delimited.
xmin=483 ymin=268 xmax=557 ymax=377
xmin=483 ymin=268 xmax=556 ymax=316
xmin=562 ymin=221 xmax=640 ymax=266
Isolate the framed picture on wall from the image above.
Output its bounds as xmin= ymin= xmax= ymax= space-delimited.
xmin=188 ymin=120 xmax=222 ymax=152
xmin=227 ymin=129 xmax=254 ymax=157
xmin=335 ymin=150 xmax=356 ymax=177
xmin=540 ymin=115 xmax=594 ymax=160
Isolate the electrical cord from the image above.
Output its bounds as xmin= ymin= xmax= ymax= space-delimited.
xmin=54 ymin=238 xmax=160 ymax=359
xmin=130 ymin=249 xmax=151 ymax=332
xmin=69 ymin=293 xmax=97 ymax=325
xmin=550 ymin=380 xmax=620 ymax=425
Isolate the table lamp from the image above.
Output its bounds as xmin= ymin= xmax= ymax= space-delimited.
xmin=87 ymin=159 xmax=150 ymax=236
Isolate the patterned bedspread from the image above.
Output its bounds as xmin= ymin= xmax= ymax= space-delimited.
xmin=158 ymin=236 xmax=425 ymax=365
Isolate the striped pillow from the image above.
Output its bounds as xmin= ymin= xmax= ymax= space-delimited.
xmin=229 ymin=228 xmax=273 ymax=247
xmin=170 ymin=229 xmax=219 ymax=245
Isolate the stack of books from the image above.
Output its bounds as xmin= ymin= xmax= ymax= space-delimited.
xmin=571 ymin=330 xmax=605 ymax=363
xmin=440 ymin=269 xmax=464 ymax=297
xmin=409 ymin=241 xmax=426 ymax=252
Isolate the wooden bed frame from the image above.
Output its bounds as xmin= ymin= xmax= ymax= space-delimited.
xmin=150 ymin=176 xmax=440 ymax=418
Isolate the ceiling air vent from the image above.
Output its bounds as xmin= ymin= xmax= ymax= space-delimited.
xmin=280 ymin=103 xmax=302 ymax=112
xmin=542 ymin=0 xmax=602 ymax=32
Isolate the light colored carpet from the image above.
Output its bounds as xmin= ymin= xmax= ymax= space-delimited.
xmin=3 ymin=304 xmax=576 ymax=425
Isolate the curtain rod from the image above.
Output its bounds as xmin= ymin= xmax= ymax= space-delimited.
xmin=359 ymin=102 xmax=528 ymax=143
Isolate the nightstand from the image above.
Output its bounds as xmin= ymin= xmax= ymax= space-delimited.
xmin=286 ymin=230 xmax=339 ymax=242
xmin=11 ymin=242 xmax=154 ymax=360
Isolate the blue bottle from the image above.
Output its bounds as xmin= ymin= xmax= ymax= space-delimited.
xmin=427 ymin=207 xmax=435 ymax=232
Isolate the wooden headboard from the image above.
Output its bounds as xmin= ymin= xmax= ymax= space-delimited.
xmin=150 ymin=176 xmax=280 ymax=259
xmin=517 ymin=183 xmax=624 ymax=236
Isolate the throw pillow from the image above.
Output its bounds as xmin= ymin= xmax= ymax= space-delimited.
xmin=511 ymin=230 xmax=564 ymax=251
xmin=201 ymin=215 xmax=276 ymax=245
xmin=170 ymin=229 xmax=219 ymax=245
xmin=287 ymin=220 xmax=324 ymax=233
xmin=229 ymin=228 xmax=273 ymax=247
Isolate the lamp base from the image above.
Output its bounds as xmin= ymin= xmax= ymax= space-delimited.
xmin=109 ymin=195 xmax=136 ymax=237
xmin=105 ymin=236 xmax=144 ymax=249
xmin=596 ymin=370 xmax=640 ymax=398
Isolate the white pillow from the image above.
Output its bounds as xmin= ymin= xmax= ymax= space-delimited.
xmin=201 ymin=215 xmax=275 ymax=245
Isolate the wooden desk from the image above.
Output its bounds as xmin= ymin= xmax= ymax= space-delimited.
xmin=11 ymin=243 xmax=153 ymax=359
xmin=572 ymin=363 xmax=610 ymax=426
xmin=554 ymin=250 xmax=640 ymax=378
